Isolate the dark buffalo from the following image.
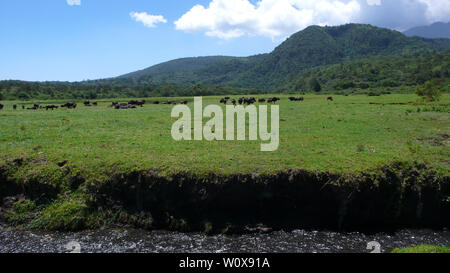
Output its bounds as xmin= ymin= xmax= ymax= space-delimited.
xmin=27 ymin=105 xmax=39 ymax=110
xmin=289 ymin=97 xmax=304 ymax=102
xmin=244 ymin=97 xmax=256 ymax=105
xmin=181 ymin=100 xmax=188 ymax=105
xmin=153 ymin=101 xmax=160 ymax=105
xmin=327 ymin=97 xmax=334 ymax=101
xmin=61 ymin=102 xmax=77 ymax=109
xmin=45 ymin=105 xmax=58 ymax=110
xmin=267 ymin=97 xmax=280 ymax=103
xmin=22 ymin=105 xmax=25 ymax=110
xmin=13 ymin=104 xmax=17 ymax=110
xmin=129 ymin=100 xmax=146 ymax=107
xmin=258 ymin=98 xmax=266 ymax=103
xmin=115 ymin=103 xmax=137 ymax=110
xmin=0 ymin=104 xmax=3 ymax=110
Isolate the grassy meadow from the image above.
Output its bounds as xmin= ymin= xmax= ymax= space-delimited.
xmin=1 ymin=93 xmax=449 ymax=232
xmin=0 ymin=94 xmax=449 ymax=179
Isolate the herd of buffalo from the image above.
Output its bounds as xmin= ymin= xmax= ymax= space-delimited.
xmin=219 ymin=96 xmax=333 ymax=104
xmin=219 ymin=97 xmax=284 ymax=105
xmin=0 ymin=97 xmax=334 ymax=111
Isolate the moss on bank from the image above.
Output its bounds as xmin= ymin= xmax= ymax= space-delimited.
xmin=0 ymin=160 xmax=449 ymax=233
xmin=392 ymin=245 xmax=450 ymax=253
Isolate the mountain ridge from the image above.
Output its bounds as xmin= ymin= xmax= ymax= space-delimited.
xmin=118 ymin=24 xmax=450 ymax=89
xmin=404 ymin=22 xmax=450 ymax=39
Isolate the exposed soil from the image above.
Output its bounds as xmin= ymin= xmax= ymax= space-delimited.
xmin=0 ymin=162 xmax=449 ymax=234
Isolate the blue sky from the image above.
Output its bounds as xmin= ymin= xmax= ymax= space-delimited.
xmin=1 ymin=0 xmax=449 ymax=82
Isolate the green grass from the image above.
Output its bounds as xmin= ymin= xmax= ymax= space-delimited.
xmin=392 ymin=245 xmax=450 ymax=253
xmin=0 ymin=94 xmax=449 ymax=179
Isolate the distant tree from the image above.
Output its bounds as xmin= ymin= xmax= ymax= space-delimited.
xmin=18 ymin=91 xmax=30 ymax=100
xmin=309 ymin=77 xmax=322 ymax=92
xmin=415 ymin=80 xmax=441 ymax=102
xmin=88 ymin=90 xmax=98 ymax=99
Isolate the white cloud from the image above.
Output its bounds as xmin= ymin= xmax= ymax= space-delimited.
xmin=417 ymin=0 xmax=450 ymax=22
xmin=66 ymin=0 xmax=81 ymax=6
xmin=366 ymin=0 xmax=381 ymax=6
xmin=174 ymin=0 xmax=361 ymax=39
xmin=130 ymin=12 xmax=167 ymax=28
xmin=358 ymin=0 xmax=450 ymax=30
xmin=174 ymin=0 xmax=450 ymax=39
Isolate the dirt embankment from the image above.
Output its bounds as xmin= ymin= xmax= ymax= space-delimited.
xmin=0 ymin=162 xmax=449 ymax=234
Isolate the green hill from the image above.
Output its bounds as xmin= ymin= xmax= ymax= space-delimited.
xmin=119 ymin=24 xmax=450 ymax=89
xmin=117 ymin=56 xmax=247 ymax=85
xmin=277 ymin=51 xmax=450 ymax=93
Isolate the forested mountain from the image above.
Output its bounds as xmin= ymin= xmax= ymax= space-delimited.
xmin=118 ymin=24 xmax=450 ymax=89
xmin=1 ymin=24 xmax=450 ymax=100
xmin=277 ymin=51 xmax=450 ymax=93
xmin=117 ymin=56 xmax=250 ymax=85
xmin=404 ymin=22 xmax=450 ymax=39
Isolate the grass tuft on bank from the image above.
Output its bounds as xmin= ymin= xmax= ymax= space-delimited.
xmin=392 ymin=245 xmax=450 ymax=253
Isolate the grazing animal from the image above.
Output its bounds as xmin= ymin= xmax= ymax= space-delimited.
xmin=181 ymin=100 xmax=188 ymax=105
xmin=27 ymin=104 xmax=40 ymax=110
xmin=231 ymin=99 xmax=236 ymax=105
xmin=327 ymin=97 xmax=334 ymax=101
xmin=153 ymin=101 xmax=160 ymax=105
xmin=22 ymin=105 xmax=25 ymax=110
xmin=61 ymin=102 xmax=77 ymax=109
xmin=13 ymin=104 xmax=17 ymax=110
xmin=84 ymin=101 xmax=91 ymax=106
xmin=267 ymin=97 xmax=280 ymax=103
xmin=0 ymin=104 xmax=3 ymax=110
xmin=115 ymin=103 xmax=137 ymax=110
xmin=243 ymin=97 xmax=256 ymax=105
xmin=27 ymin=105 xmax=39 ymax=110
xmin=45 ymin=105 xmax=58 ymax=111
xmin=289 ymin=97 xmax=304 ymax=102
xmin=93 ymin=102 xmax=98 ymax=106
xmin=258 ymin=98 xmax=266 ymax=103
xmin=129 ymin=100 xmax=146 ymax=107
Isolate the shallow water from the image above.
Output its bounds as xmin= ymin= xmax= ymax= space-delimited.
xmin=0 ymin=225 xmax=448 ymax=253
